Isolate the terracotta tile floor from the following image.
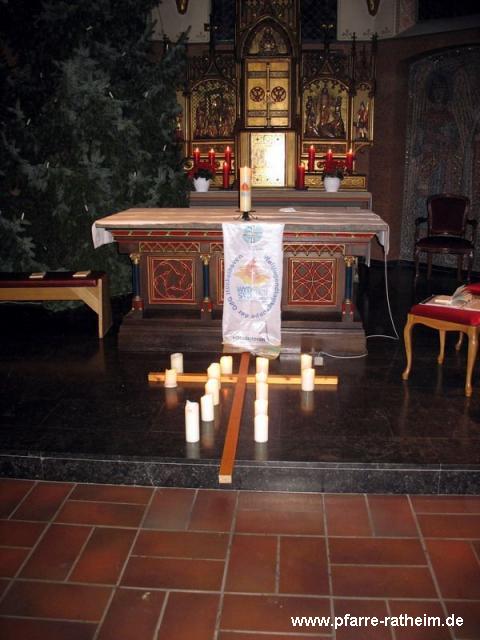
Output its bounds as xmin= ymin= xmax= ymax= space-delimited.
xmin=0 ymin=480 xmax=480 ymax=639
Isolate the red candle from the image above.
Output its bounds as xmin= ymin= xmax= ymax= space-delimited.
xmin=345 ymin=148 xmax=354 ymax=172
xmin=208 ymin=148 xmax=216 ymax=171
xmin=296 ymin=164 xmax=305 ymax=189
xmin=224 ymin=146 xmax=232 ymax=171
xmin=325 ymin=148 xmax=334 ymax=173
xmin=308 ymin=145 xmax=315 ymax=172
xmin=222 ymin=161 xmax=229 ymax=189
xmin=193 ymin=147 xmax=200 ymax=167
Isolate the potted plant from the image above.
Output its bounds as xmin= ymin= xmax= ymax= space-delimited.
xmin=322 ymin=159 xmax=344 ymax=192
xmin=188 ymin=162 xmax=215 ymax=192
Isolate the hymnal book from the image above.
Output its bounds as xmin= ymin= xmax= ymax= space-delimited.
xmin=423 ymin=285 xmax=480 ymax=311
xmin=29 ymin=272 xmax=46 ymax=279
xmin=73 ymin=270 xmax=91 ymax=278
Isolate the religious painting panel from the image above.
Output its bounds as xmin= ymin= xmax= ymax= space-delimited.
xmin=303 ymin=79 xmax=348 ymax=140
xmin=191 ymin=80 xmax=236 ymax=140
xmin=246 ymin=58 xmax=290 ymax=128
xmin=400 ymin=46 xmax=480 ymax=268
xmin=352 ymin=85 xmax=373 ymax=142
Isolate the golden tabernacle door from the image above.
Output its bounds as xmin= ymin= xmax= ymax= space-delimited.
xmin=251 ymin=132 xmax=285 ymax=187
xmin=245 ymin=58 xmax=290 ymax=129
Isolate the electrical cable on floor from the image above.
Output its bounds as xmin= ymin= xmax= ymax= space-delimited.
xmin=365 ymin=250 xmax=400 ymax=341
xmin=318 ymin=251 xmax=400 ymax=360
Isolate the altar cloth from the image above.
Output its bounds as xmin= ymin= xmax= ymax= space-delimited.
xmin=93 ymin=207 xmax=390 ymax=262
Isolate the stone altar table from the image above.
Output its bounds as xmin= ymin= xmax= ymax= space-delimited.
xmin=93 ymin=207 xmax=389 ymax=354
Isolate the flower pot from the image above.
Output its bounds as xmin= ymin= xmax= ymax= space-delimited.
xmin=323 ymin=176 xmax=341 ymax=192
xmin=193 ymin=177 xmax=210 ymax=192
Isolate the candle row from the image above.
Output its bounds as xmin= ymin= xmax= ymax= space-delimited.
xmin=296 ymin=147 xmax=355 ymax=187
xmin=193 ymin=147 xmax=232 ymax=171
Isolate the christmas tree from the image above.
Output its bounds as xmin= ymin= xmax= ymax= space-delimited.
xmin=0 ymin=0 xmax=188 ymax=295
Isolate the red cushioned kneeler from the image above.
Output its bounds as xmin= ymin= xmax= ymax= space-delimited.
xmin=402 ymin=303 xmax=480 ymax=397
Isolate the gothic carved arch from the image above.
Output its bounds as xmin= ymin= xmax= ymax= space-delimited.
xmin=239 ymin=17 xmax=295 ymax=59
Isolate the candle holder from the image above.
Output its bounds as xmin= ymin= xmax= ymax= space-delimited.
xmin=235 ymin=210 xmax=257 ymax=221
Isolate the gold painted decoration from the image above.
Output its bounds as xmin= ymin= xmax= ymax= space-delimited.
xmin=303 ymin=80 xmax=348 ymax=140
xmin=246 ymin=59 xmax=290 ymax=128
xmin=251 ymin=132 xmax=285 ymax=187
xmin=192 ymin=80 xmax=236 ymax=140
xmin=352 ymin=88 xmax=372 ymax=141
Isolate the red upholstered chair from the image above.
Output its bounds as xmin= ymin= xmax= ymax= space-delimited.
xmin=414 ymin=194 xmax=476 ymax=281
xmin=402 ymin=284 xmax=480 ymax=396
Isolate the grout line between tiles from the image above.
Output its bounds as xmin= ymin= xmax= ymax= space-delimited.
xmin=322 ymin=493 xmax=336 ymax=640
xmin=407 ymin=494 xmax=456 ymax=640
xmin=7 ymin=480 xmax=38 ymax=519
xmin=364 ymin=493 xmax=376 ymax=536
xmin=0 ymin=481 xmax=78 ymax=605
xmin=185 ymin=488 xmax=199 ymax=531
xmin=275 ymin=535 xmax=280 ymax=594
xmin=213 ymin=490 xmax=239 ymax=640
xmin=91 ymin=484 xmax=157 ymax=640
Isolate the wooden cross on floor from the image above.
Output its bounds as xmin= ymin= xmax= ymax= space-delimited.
xmin=148 ymin=353 xmax=338 ymax=484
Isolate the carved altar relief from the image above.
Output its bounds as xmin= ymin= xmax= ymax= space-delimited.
xmin=303 ymin=79 xmax=348 ymax=140
xmin=192 ymin=79 xmax=236 ymax=140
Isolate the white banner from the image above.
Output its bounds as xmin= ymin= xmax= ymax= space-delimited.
xmin=222 ymin=223 xmax=284 ymax=352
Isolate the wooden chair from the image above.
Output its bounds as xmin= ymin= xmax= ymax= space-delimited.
xmin=402 ymin=293 xmax=480 ymax=397
xmin=414 ymin=194 xmax=476 ymax=282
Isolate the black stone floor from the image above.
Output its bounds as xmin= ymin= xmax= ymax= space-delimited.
xmin=1 ymin=263 xmax=479 ymax=493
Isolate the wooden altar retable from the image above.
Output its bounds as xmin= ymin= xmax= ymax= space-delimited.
xmin=94 ymin=207 xmax=389 ymax=354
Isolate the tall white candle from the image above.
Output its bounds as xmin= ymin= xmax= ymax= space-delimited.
xmin=301 ymin=367 xmax=315 ymax=391
xmin=220 ymin=355 xmax=233 ymax=375
xmin=170 ymin=352 xmax=184 ymax=373
xmin=254 ymin=414 xmax=268 ymax=443
xmin=255 ymin=371 xmax=267 ymax=384
xmin=256 ymin=357 xmax=269 ymax=375
xmin=200 ymin=393 xmax=214 ymax=421
xmin=256 ymin=381 xmax=268 ymax=400
xmin=239 ymin=166 xmax=252 ymax=212
xmin=164 ymin=368 xmax=177 ymax=388
xmin=185 ymin=400 xmax=200 ymax=442
xmin=254 ymin=398 xmax=268 ymax=416
xmin=205 ymin=378 xmax=220 ymax=405
xmin=207 ymin=363 xmax=221 ymax=388
xmin=300 ymin=353 xmax=313 ymax=371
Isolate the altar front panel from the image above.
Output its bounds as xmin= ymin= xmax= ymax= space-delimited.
xmin=95 ymin=207 xmax=389 ymax=353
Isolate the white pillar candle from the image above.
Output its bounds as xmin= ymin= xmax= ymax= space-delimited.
xmin=300 ymin=353 xmax=313 ymax=371
xmin=255 ymin=371 xmax=267 ymax=384
xmin=170 ymin=352 xmax=184 ymax=373
xmin=220 ymin=355 xmax=233 ymax=375
xmin=239 ymin=166 xmax=252 ymax=212
xmin=185 ymin=400 xmax=200 ymax=442
xmin=207 ymin=362 xmax=221 ymax=388
xmin=256 ymin=357 xmax=269 ymax=375
xmin=200 ymin=393 xmax=214 ymax=422
xmin=301 ymin=367 xmax=315 ymax=391
xmin=301 ymin=390 xmax=314 ymax=412
xmin=164 ymin=368 xmax=177 ymax=388
xmin=256 ymin=381 xmax=269 ymax=401
xmin=205 ymin=378 xmax=220 ymax=405
xmin=254 ymin=398 xmax=268 ymax=416
xmin=254 ymin=414 xmax=268 ymax=443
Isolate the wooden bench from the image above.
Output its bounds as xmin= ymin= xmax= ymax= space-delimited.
xmin=0 ymin=271 xmax=112 ymax=338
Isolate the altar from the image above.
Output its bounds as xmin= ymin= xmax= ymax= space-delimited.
xmin=94 ymin=207 xmax=388 ymax=354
